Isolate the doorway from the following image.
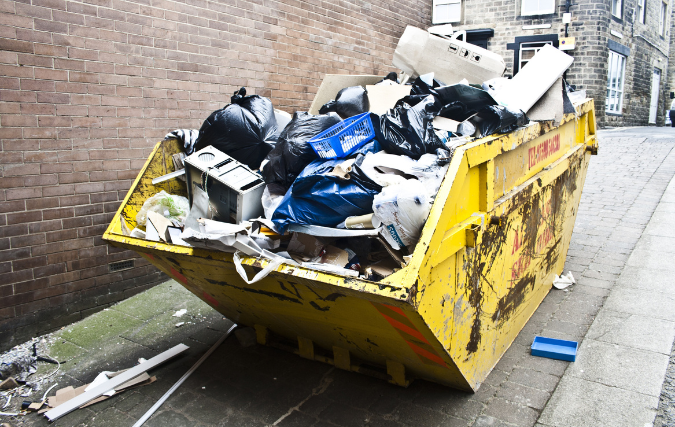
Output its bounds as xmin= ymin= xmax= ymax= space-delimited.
xmin=649 ymin=67 xmax=661 ymax=124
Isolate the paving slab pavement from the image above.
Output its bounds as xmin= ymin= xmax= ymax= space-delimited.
xmin=1 ymin=128 xmax=675 ymax=427
xmin=539 ymin=157 xmax=675 ymax=427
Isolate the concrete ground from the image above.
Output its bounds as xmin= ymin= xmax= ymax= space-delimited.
xmin=2 ymin=127 xmax=675 ymax=427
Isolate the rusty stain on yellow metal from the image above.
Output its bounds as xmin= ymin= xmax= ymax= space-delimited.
xmin=104 ymin=100 xmax=597 ymax=391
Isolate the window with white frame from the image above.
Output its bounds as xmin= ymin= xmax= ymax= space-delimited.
xmin=637 ymin=0 xmax=646 ymax=23
xmin=611 ymin=0 xmax=622 ymax=18
xmin=659 ymin=1 xmax=668 ymax=36
xmin=433 ymin=0 xmax=461 ymax=23
xmin=521 ymin=0 xmax=556 ymax=15
xmin=518 ymin=41 xmax=553 ymax=71
xmin=606 ymin=50 xmax=626 ymax=114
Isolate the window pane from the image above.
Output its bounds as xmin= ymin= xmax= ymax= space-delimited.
xmin=611 ymin=0 xmax=622 ymax=17
xmin=436 ymin=4 xmax=452 ymax=22
xmin=522 ymin=0 xmax=555 ymax=14
xmin=447 ymin=3 xmax=461 ymax=21
xmin=606 ymin=51 xmax=626 ymax=113
xmin=522 ymin=0 xmax=538 ymax=14
xmin=434 ymin=0 xmax=461 ymax=23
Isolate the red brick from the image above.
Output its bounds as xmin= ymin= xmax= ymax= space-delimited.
xmin=10 ymin=233 xmax=45 ymax=247
xmin=14 ymin=279 xmax=47 ymax=295
xmin=36 ymin=92 xmax=70 ymax=104
xmin=0 ymin=246 xmax=30 ymax=261
xmin=26 ymin=197 xmax=59 ymax=211
xmin=46 ymin=250 xmax=78 ymax=264
xmin=0 ymin=224 xmax=27 ymax=238
xmin=58 ymin=194 xmax=89 ymax=206
xmin=0 ymin=274 xmax=34 ymax=294
xmin=24 ymin=174 xmax=58 ymax=187
xmin=0 ymin=38 xmax=33 ymax=53
xmin=42 ymin=185 xmax=73 ymax=197
xmin=45 ymin=228 xmax=77 ymax=242
xmin=12 ymin=255 xmax=46 ymax=271
xmin=43 ymin=207 xmax=74 ymax=220
xmin=6 ymin=210 xmax=41 ymax=225
xmin=15 ymin=296 xmax=50 ymax=315
xmin=34 ymin=18 xmax=68 ymax=33
xmin=28 ymin=219 xmax=62 ymax=233
xmin=1 ymin=114 xmax=36 ymax=126
xmin=30 ymin=241 xmax=64 ymax=256
xmin=34 ymin=68 xmax=68 ymax=81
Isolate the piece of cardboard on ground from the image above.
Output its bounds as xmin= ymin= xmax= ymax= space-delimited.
xmin=366 ymin=84 xmax=412 ymax=114
xmin=0 ymin=378 xmax=18 ymax=390
xmin=492 ymin=44 xmax=573 ymax=113
xmin=527 ymin=77 xmax=564 ymax=125
xmin=393 ymin=25 xmax=505 ymax=85
xmin=308 ymin=75 xmax=382 ymax=115
xmin=47 ymin=372 xmax=154 ymax=409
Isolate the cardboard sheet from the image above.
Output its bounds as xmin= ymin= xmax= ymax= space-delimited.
xmin=287 ymin=233 xmax=325 ymax=258
xmin=308 ymin=75 xmax=382 ymax=115
xmin=528 ymin=77 xmax=564 ymax=124
xmin=365 ymin=84 xmax=412 ymax=114
xmin=147 ymin=211 xmax=174 ymax=243
xmin=320 ymin=246 xmax=349 ymax=267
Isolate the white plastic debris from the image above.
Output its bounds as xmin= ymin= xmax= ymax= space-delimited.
xmin=373 ymin=181 xmax=433 ymax=250
xmin=172 ymin=309 xmax=187 ymax=318
xmin=175 ymin=322 xmax=185 ymax=328
xmin=553 ymin=271 xmax=576 ymax=290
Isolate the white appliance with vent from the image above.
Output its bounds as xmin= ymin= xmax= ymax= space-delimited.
xmin=393 ymin=26 xmax=506 ymax=85
xmin=184 ymin=146 xmax=266 ymax=224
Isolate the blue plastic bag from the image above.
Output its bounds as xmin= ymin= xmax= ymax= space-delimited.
xmin=271 ymin=142 xmax=382 ymax=234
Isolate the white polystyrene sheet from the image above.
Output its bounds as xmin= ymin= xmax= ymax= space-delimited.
xmin=491 ymin=44 xmax=573 ymax=113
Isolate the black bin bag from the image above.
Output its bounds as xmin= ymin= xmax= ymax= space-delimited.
xmin=472 ymin=106 xmax=528 ymax=138
xmin=372 ymin=95 xmax=447 ymax=159
xmin=192 ymin=87 xmax=277 ymax=170
xmin=261 ymin=112 xmax=342 ymax=195
xmin=319 ymin=86 xmax=370 ymax=119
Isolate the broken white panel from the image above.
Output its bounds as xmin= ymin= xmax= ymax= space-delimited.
xmin=491 ymin=44 xmax=573 ymax=113
xmin=366 ymin=84 xmax=412 ymax=115
xmin=527 ymin=77 xmax=564 ymax=124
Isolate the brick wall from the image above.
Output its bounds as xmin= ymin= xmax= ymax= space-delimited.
xmin=455 ymin=0 xmax=671 ymax=127
xmin=0 ymin=0 xmax=432 ymax=351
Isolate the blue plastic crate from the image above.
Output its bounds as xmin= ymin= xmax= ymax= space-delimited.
xmin=531 ymin=336 xmax=578 ymax=362
xmin=308 ymin=112 xmax=375 ymax=159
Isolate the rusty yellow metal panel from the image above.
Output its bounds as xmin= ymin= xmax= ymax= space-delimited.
xmin=104 ymin=99 xmax=597 ymax=391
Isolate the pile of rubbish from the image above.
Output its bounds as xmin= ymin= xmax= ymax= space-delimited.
xmin=128 ymin=25 xmax=579 ymax=283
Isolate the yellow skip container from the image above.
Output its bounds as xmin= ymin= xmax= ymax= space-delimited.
xmin=104 ymin=99 xmax=597 ymax=392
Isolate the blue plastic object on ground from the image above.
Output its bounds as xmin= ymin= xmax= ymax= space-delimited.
xmin=531 ymin=336 xmax=578 ymax=362
xmin=308 ymin=112 xmax=375 ymax=159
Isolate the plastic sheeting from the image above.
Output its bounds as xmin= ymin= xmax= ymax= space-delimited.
xmin=271 ymin=151 xmax=382 ymax=234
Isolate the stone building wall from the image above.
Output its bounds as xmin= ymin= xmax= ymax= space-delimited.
xmin=454 ymin=0 xmax=671 ymax=126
